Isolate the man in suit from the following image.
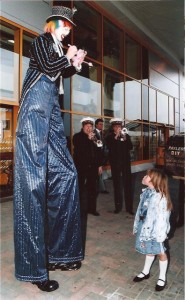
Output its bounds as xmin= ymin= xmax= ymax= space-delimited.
xmin=105 ymin=118 xmax=134 ymax=215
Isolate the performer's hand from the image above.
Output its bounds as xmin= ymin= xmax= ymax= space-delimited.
xmin=66 ymin=45 xmax=78 ymax=60
xmin=72 ymin=49 xmax=87 ymax=68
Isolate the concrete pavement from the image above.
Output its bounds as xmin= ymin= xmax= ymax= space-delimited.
xmin=0 ymin=171 xmax=184 ymax=299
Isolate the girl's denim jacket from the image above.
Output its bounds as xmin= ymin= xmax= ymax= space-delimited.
xmin=133 ymin=188 xmax=171 ymax=242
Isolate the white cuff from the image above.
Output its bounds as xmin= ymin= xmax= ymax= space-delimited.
xmin=74 ymin=65 xmax=82 ymax=72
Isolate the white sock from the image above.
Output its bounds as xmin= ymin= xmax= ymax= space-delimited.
xmin=157 ymin=260 xmax=168 ymax=286
xmin=137 ymin=255 xmax=155 ymax=278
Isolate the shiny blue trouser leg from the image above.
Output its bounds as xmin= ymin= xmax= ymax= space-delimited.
xmin=14 ymin=78 xmax=83 ymax=282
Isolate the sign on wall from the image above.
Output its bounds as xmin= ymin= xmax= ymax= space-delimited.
xmin=164 ymin=135 xmax=185 ymax=177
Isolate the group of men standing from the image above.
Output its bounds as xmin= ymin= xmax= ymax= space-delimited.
xmin=73 ymin=117 xmax=134 ymax=218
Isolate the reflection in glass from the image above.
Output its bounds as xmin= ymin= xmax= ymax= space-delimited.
xmin=73 ymin=1 xmax=101 ymax=60
xmin=149 ymin=88 xmax=156 ymax=122
xmin=142 ymin=85 xmax=149 ymax=121
xmin=125 ymin=34 xmax=141 ymax=80
xmin=0 ymin=25 xmax=18 ymax=101
xmin=125 ymin=78 xmax=141 ymax=120
xmin=72 ymin=114 xmax=91 ymax=136
xmin=142 ymin=47 xmax=149 ymax=84
xmin=22 ymin=33 xmax=35 ymax=83
xmin=0 ymin=105 xmax=13 ymax=197
xmin=126 ymin=122 xmax=142 ymax=161
xmin=149 ymin=126 xmax=157 ymax=159
xmin=62 ymin=77 xmax=71 ymax=110
xmin=169 ymin=97 xmax=174 ymax=126
xmin=157 ymin=92 xmax=168 ymax=124
xmin=103 ymin=70 xmax=124 ymax=118
xmin=72 ymin=64 xmax=101 ymax=115
xmin=63 ymin=112 xmax=71 ymax=153
xmin=103 ymin=19 xmax=123 ymax=71
xmin=143 ymin=124 xmax=157 ymax=160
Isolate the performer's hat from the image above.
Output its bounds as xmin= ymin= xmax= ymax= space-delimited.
xmin=110 ymin=118 xmax=123 ymax=125
xmin=80 ymin=117 xmax=95 ymax=126
xmin=46 ymin=6 xmax=77 ymax=26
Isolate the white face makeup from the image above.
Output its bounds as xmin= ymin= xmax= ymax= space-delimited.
xmin=54 ymin=20 xmax=71 ymax=41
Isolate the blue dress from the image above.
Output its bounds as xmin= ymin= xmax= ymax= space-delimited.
xmin=135 ymin=188 xmax=166 ymax=255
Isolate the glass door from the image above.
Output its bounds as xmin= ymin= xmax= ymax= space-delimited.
xmin=0 ymin=105 xmax=13 ymax=199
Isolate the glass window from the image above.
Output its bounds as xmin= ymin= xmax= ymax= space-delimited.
xmin=72 ymin=114 xmax=89 ymax=136
xmin=62 ymin=78 xmax=71 ymax=111
xmin=0 ymin=105 xmax=13 ymax=197
xmin=125 ymin=78 xmax=141 ymax=120
xmin=126 ymin=121 xmax=142 ymax=161
xmin=149 ymin=126 xmax=157 ymax=159
xmin=103 ymin=19 xmax=123 ymax=71
xmin=175 ymin=98 xmax=179 ymax=113
xmin=157 ymin=92 xmax=168 ymax=124
xmin=22 ymin=33 xmax=35 ymax=83
xmin=142 ymin=47 xmax=148 ymax=84
xmin=125 ymin=34 xmax=141 ymax=80
xmin=73 ymin=1 xmax=101 ymax=61
xmin=175 ymin=112 xmax=180 ymax=133
xmin=149 ymin=51 xmax=179 ymax=84
xmin=62 ymin=112 xmax=72 ymax=154
xmin=143 ymin=130 xmax=149 ymax=160
xmin=149 ymin=88 xmax=156 ymax=122
xmin=103 ymin=69 xmax=124 ymax=118
xmin=150 ymin=67 xmax=179 ymax=98
xmin=0 ymin=24 xmax=19 ymax=103
xmin=72 ymin=63 xmax=101 ymax=115
xmin=142 ymin=85 xmax=149 ymax=121
xmin=169 ymin=97 xmax=174 ymax=126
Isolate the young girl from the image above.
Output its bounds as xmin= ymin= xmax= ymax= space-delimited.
xmin=133 ymin=169 xmax=173 ymax=291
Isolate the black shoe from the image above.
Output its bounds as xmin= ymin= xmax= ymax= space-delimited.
xmin=101 ymin=190 xmax=109 ymax=194
xmin=133 ymin=272 xmax=150 ymax=282
xmin=114 ymin=209 xmax=121 ymax=214
xmin=32 ymin=280 xmax=59 ymax=292
xmin=155 ymin=279 xmax=166 ymax=291
xmin=88 ymin=211 xmax=100 ymax=216
xmin=48 ymin=261 xmax=81 ymax=271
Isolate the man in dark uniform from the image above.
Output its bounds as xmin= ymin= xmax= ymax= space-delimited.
xmin=94 ymin=118 xmax=109 ymax=194
xmin=105 ymin=118 xmax=134 ymax=215
xmin=73 ymin=117 xmax=103 ymax=216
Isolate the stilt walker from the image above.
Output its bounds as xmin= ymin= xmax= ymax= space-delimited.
xmin=14 ymin=5 xmax=87 ymax=292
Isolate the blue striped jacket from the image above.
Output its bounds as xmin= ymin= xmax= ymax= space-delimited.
xmin=19 ymin=32 xmax=77 ymax=111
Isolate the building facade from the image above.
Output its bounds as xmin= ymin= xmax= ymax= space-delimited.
xmin=0 ymin=0 xmax=184 ymax=198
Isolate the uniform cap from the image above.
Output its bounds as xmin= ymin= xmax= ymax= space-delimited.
xmin=80 ymin=117 xmax=95 ymax=125
xmin=110 ymin=118 xmax=123 ymax=125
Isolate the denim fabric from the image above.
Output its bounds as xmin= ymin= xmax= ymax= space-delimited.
xmin=135 ymin=220 xmax=166 ymax=255
xmin=133 ymin=188 xmax=171 ymax=243
xmin=14 ymin=78 xmax=83 ymax=282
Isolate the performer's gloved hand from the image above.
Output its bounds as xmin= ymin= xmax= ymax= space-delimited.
xmin=72 ymin=49 xmax=87 ymax=68
xmin=66 ymin=45 xmax=78 ymax=60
